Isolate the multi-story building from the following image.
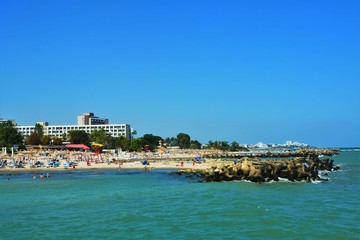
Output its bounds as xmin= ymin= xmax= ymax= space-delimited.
xmin=15 ymin=113 xmax=131 ymax=139
xmin=0 ymin=118 xmax=16 ymax=125
xmin=77 ymin=112 xmax=108 ymax=125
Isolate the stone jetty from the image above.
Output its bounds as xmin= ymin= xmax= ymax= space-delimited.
xmin=202 ymin=148 xmax=339 ymax=159
xmin=175 ymin=149 xmax=340 ymax=183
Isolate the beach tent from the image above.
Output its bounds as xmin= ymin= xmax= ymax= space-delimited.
xmin=65 ymin=144 xmax=90 ymax=150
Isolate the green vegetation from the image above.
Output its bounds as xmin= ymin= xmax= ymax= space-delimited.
xmin=204 ymin=140 xmax=248 ymax=151
xmin=0 ymin=121 xmax=25 ymax=150
xmin=68 ymin=130 xmax=90 ymax=145
xmin=0 ymin=123 xmax=246 ymax=152
xmin=27 ymin=132 xmax=41 ymax=145
xmin=141 ymin=134 xmax=163 ymax=151
xmin=164 ymin=137 xmax=178 ymax=147
xmin=177 ymin=133 xmax=191 ymax=149
xmin=89 ymin=129 xmax=114 ymax=148
xmin=34 ymin=123 xmax=44 ymax=139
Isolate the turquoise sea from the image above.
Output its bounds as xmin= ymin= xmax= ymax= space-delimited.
xmin=1 ymin=150 xmax=359 ymax=240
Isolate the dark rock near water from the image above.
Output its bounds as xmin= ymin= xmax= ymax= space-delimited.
xmin=175 ymin=157 xmax=340 ymax=183
xmin=202 ymin=148 xmax=339 ymax=159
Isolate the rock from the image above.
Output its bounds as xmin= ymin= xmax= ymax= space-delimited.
xmin=173 ymin=157 xmax=340 ymax=183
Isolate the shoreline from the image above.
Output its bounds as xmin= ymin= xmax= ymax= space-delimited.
xmin=0 ymin=159 xmax=213 ymax=173
xmin=0 ymin=148 xmax=339 ymax=174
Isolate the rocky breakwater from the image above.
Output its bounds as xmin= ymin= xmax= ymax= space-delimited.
xmin=202 ymin=148 xmax=339 ymax=159
xmin=176 ymin=157 xmax=340 ymax=183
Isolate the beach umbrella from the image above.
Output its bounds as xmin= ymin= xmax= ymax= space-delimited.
xmin=92 ymin=143 xmax=104 ymax=147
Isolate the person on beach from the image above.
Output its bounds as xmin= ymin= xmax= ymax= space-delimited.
xmin=142 ymin=159 xmax=148 ymax=172
xmin=118 ymin=160 xmax=123 ymax=170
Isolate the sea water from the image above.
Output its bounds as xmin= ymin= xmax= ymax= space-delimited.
xmin=0 ymin=150 xmax=359 ymax=240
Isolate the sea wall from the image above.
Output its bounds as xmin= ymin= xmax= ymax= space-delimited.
xmin=176 ymin=157 xmax=340 ymax=183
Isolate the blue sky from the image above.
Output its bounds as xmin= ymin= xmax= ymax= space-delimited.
xmin=0 ymin=0 xmax=359 ymax=147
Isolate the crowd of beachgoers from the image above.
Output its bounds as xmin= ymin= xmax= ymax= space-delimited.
xmin=0 ymin=148 xmax=337 ymax=172
xmin=0 ymin=149 xmax=216 ymax=171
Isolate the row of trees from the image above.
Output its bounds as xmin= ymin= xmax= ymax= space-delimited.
xmin=0 ymin=120 xmax=248 ymax=152
xmin=206 ymin=141 xmax=249 ymax=151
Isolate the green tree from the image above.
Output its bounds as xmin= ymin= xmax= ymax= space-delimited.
xmin=68 ymin=130 xmax=89 ymax=145
xmin=219 ymin=141 xmax=230 ymax=151
xmin=189 ymin=140 xmax=202 ymax=149
xmin=230 ymin=141 xmax=240 ymax=151
xmin=129 ymin=138 xmax=143 ymax=152
xmin=116 ymin=136 xmax=131 ymax=151
xmin=164 ymin=137 xmax=178 ymax=147
xmin=207 ymin=140 xmax=230 ymax=150
xmin=177 ymin=133 xmax=191 ymax=149
xmin=131 ymin=129 xmax=137 ymax=140
xmin=27 ymin=132 xmax=41 ymax=145
xmin=89 ymin=129 xmax=114 ymax=148
xmin=141 ymin=134 xmax=163 ymax=151
xmin=52 ymin=137 xmax=63 ymax=145
xmin=109 ymin=137 xmax=119 ymax=149
xmin=0 ymin=121 xmax=24 ymax=149
xmin=62 ymin=133 xmax=67 ymax=141
xmin=34 ymin=123 xmax=44 ymax=140
xmin=42 ymin=135 xmax=52 ymax=145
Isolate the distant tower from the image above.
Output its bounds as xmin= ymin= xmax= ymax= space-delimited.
xmin=36 ymin=122 xmax=49 ymax=127
xmin=77 ymin=112 xmax=108 ymax=125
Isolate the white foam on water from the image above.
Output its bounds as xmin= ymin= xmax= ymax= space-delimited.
xmin=277 ymin=177 xmax=291 ymax=182
xmin=311 ymin=180 xmax=324 ymax=184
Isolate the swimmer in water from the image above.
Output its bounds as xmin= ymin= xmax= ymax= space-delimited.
xmin=40 ymin=174 xmax=44 ymax=182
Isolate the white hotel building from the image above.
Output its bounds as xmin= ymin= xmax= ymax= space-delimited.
xmin=15 ymin=113 xmax=132 ymax=139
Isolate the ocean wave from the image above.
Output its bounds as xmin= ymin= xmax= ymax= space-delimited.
xmin=233 ymin=180 xmax=253 ymax=183
xmin=277 ymin=177 xmax=291 ymax=182
xmin=340 ymin=149 xmax=360 ymax=152
xmin=311 ymin=180 xmax=324 ymax=184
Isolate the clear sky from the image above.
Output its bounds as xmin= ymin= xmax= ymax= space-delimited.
xmin=0 ymin=0 xmax=359 ymax=147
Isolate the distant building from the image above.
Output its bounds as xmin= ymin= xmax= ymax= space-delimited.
xmin=0 ymin=117 xmax=16 ymax=125
xmin=77 ymin=112 xmax=109 ymax=125
xmin=254 ymin=142 xmax=268 ymax=149
xmin=37 ymin=122 xmax=49 ymax=127
xmin=15 ymin=113 xmax=131 ymax=139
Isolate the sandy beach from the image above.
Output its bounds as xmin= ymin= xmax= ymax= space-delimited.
xmin=0 ymin=149 xmax=216 ymax=172
xmin=0 ymin=159 xmax=213 ymax=172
